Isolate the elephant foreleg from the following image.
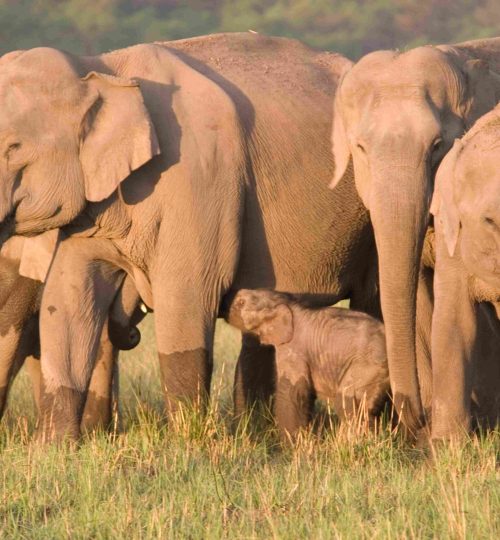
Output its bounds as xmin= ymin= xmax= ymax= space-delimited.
xmin=0 ymin=326 xmax=28 ymax=418
xmin=416 ymin=266 xmax=434 ymax=421
xmin=153 ymin=286 xmax=216 ymax=418
xmin=274 ymin=352 xmax=313 ymax=441
xmin=151 ymin=197 xmax=240 ymax=419
xmin=0 ymin=315 xmax=39 ymax=419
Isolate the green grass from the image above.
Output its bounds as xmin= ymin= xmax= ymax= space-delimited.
xmin=1 ymin=317 xmax=499 ymax=539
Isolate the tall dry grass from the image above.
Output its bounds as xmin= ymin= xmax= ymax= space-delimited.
xmin=0 ymin=317 xmax=498 ymax=538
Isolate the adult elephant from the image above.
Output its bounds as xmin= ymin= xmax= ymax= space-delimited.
xmin=430 ymin=105 xmax=500 ymax=438
xmin=0 ymin=34 xmax=378 ymax=441
xmin=330 ymin=38 xmax=500 ymax=436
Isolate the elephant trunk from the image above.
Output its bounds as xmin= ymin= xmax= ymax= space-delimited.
xmin=370 ymin=166 xmax=431 ymax=437
xmin=108 ymin=275 xmax=146 ymax=351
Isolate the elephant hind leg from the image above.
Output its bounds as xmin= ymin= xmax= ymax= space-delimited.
xmin=233 ymin=333 xmax=276 ymax=420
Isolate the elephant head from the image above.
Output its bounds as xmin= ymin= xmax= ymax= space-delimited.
xmin=0 ymin=48 xmax=159 ymax=246
xmin=431 ymin=105 xmax=500 ymax=293
xmin=330 ymin=45 xmax=500 ymax=434
xmin=229 ymin=289 xmax=294 ymax=346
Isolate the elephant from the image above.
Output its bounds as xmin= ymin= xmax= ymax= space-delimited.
xmin=0 ymin=235 xmax=146 ymax=431
xmin=0 ymin=33 xmax=380 ymax=441
xmin=430 ymin=104 xmax=500 ymax=439
xmin=330 ymin=37 xmax=500 ymax=436
xmin=228 ymin=289 xmax=390 ymax=439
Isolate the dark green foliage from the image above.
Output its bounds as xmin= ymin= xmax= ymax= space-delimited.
xmin=0 ymin=1 xmax=499 ymax=58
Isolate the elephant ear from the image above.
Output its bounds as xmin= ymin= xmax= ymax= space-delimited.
xmin=431 ymin=139 xmax=463 ymax=257
xmin=18 ymin=229 xmax=62 ymax=282
xmin=258 ymin=304 xmax=294 ymax=346
xmin=329 ymin=91 xmax=351 ymax=190
xmin=462 ymin=59 xmax=500 ymax=128
xmin=80 ymin=72 xmax=161 ymax=202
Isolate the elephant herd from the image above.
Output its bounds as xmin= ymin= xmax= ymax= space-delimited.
xmin=0 ymin=32 xmax=499 ymax=443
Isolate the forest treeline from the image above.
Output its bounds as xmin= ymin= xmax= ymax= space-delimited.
xmin=0 ymin=1 xmax=499 ymax=58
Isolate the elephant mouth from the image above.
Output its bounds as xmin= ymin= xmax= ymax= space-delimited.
xmin=0 ymin=211 xmax=16 ymax=246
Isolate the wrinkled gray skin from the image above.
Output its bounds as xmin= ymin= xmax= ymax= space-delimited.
xmin=332 ymin=38 xmax=500 ymax=436
xmin=228 ymin=289 xmax=390 ymax=440
xmin=430 ymin=105 xmax=500 ymax=439
xmin=0 ymin=34 xmax=380 ymax=441
xmin=0 ymin=255 xmax=144 ymax=430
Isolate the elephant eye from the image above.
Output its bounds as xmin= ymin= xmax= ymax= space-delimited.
xmin=430 ymin=138 xmax=445 ymax=170
xmin=432 ymin=138 xmax=443 ymax=150
xmin=5 ymin=142 xmax=21 ymax=159
xmin=483 ymin=216 xmax=498 ymax=229
xmin=356 ymin=142 xmax=366 ymax=153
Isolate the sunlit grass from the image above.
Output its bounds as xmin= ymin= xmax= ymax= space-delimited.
xmin=0 ymin=316 xmax=499 ymax=538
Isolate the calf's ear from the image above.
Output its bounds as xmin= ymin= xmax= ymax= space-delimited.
xmin=259 ymin=304 xmax=294 ymax=346
xmin=431 ymin=139 xmax=463 ymax=257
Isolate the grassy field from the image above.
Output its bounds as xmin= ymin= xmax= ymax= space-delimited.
xmin=0 ymin=317 xmax=499 ymax=539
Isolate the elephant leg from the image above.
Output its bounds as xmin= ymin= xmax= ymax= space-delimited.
xmin=38 ymin=238 xmax=125 ymax=442
xmin=0 ymin=274 xmax=40 ymax=418
xmin=24 ymin=356 xmax=41 ymax=412
xmin=350 ymin=254 xmax=382 ymax=321
xmin=0 ymin=312 xmax=39 ymax=419
xmin=80 ymin=321 xmax=119 ymax=433
xmin=153 ymin=283 xmax=218 ymax=418
xmin=152 ymin=206 xmax=239 ymax=418
xmin=432 ymin=243 xmax=476 ymax=440
xmin=469 ymin=303 xmax=500 ymax=430
xmin=18 ymin=314 xmax=41 ymax=412
xmin=415 ymin=267 xmax=433 ymax=421
xmin=0 ymin=325 xmax=25 ymax=418
xmin=274 ymin=352 xmax=313 ymax=440
xmin=233 ymin=333 xmax=276 ymax=418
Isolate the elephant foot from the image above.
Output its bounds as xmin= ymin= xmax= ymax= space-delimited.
xmin=158 ymin=349 xmax=212 ymax=419
xmin=392 ymin=392 xmax=425 ymax=442
xmin=414 ymin=426 xmax=432 ymax=450
xmin=80 ymin=392 xmax=112 ymax=433
xmin=38 ymin=386 xmax=84 ymax=443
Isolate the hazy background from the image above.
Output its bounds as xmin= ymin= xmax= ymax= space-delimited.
xmin=0 ymin=1 xmax=498 ymax=59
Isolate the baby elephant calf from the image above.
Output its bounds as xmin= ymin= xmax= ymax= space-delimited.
xmin=229 ymin=289 xmax=390 ymax=439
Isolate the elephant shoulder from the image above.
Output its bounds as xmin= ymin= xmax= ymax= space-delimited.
xmin=103 ymin=42 xmax=245 ymax=162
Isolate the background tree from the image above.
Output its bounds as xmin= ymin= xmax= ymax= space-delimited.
xmin=0 ymin=1 xmax=498 ymax=58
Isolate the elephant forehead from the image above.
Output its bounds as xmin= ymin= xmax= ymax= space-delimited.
xmin=0 ymin=53 xmax=84 ymax=115
xmin=458 ymin=143 xmax=500 ymax=206
xmin=343 ymin=47 xmax=462 ymax=108
xmin=1 ymin=47 xmax=78 ymax=82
